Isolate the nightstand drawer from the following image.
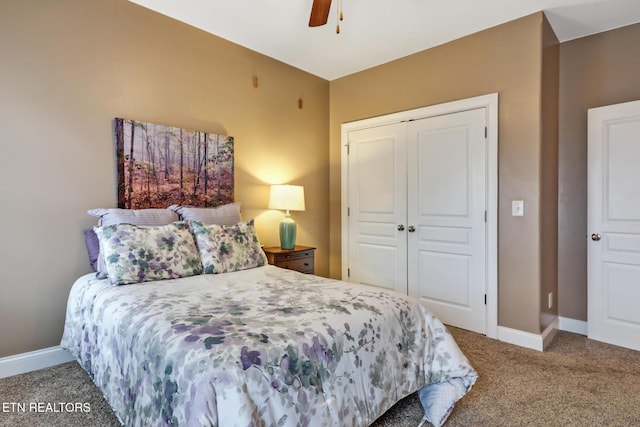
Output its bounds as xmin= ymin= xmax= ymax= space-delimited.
xmin=272 ymin=250 xmax=314 ymax=262
xmin=262 ymin=245 xmax=316 ymax=274
xmin=277 ymin=256 xmax=314 ymax=274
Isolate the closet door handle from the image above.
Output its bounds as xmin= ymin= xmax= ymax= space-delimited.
xmin=408 ymin=226 xmax=416 ymax=232
xmin=397 ymin=225 xmax=405 ymax=231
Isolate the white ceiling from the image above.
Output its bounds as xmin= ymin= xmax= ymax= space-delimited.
xmin=129 ymin=0 xmax=640 ymax=81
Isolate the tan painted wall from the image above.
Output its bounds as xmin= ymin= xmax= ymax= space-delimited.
xmin=330 ymin=13 xmax=548 ymax=334
xmin=540 ymin=16 xmax=559 ymax=331
xmin=558 ymin=23 xmax=640 ymax=322
xmin=0 ymin=0 xmax=329 ymax=357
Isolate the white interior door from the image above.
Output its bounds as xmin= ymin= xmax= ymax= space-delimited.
xmin=588 ymin=100 xmax=640 ymax=351
xmin=347 ymin=123 xmax=408 ymax=293
xmin=407 ymin=109 xmax=487 ymax=334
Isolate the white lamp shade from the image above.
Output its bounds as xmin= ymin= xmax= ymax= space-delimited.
xmin=268 ymin=185 xmax=305 ymax=211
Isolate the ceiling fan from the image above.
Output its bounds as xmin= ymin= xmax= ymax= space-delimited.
xmin=309 ymin=0 xmax=344 ymax=33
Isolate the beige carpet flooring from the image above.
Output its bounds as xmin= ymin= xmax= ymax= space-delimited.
xmin=1 ymin=327 xmax=639 ymax=426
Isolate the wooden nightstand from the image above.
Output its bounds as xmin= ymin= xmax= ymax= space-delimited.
xmin=262 ymin=245 xmax=315 ymax=274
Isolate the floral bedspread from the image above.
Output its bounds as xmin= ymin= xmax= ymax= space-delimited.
xmin=61 ymin=266 xmax=477 ymax=427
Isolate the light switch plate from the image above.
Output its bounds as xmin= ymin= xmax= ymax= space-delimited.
xmin=512 ymin=200 xmax=524 ymax=216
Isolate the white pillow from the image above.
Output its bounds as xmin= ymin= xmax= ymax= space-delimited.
xmin=168 ymin=202 xmax=242 ymax=225
xmin=88 ymin=208 xmax=179 ymax=226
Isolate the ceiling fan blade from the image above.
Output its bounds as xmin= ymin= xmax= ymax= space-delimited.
xmin=309 ymin=0 xmax=332 ymax=27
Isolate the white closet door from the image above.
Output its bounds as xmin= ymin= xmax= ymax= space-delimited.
xmin=588 ymin=100 xmax=640 ymax=351
xmin=407 ymin=109 xmax=487 ymax=334
xmin=346 ymin=123 xmax=408 ymax=293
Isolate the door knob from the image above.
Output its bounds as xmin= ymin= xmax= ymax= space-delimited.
xmin=397 ymin=224 xmax=405 ymax=231
xmin=591 ymin=233 xmax=601 ymax=241
xmin=408 ymin=225 xmax=416 ymax=232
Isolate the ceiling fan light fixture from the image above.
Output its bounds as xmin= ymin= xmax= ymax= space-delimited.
xmin=309 ymin=0 xmax=344 ymax=34
xmin=308 ymin=0 xmax=332 ymax=27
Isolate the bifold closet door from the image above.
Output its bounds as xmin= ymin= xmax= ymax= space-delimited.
xmin=347 ymin=122 xmax=408 ymax=294
xmin=407 ymin=109 xmax=487 ymax=334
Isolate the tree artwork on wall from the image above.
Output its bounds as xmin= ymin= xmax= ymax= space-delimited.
xmin=114 ymin=118 xmax=234 ymax=209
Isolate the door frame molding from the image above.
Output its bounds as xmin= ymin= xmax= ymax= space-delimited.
xmin=341 ymin=93 xmax=498 ymax=339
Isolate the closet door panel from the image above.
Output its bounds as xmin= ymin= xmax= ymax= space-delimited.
xmin=407 ymin=109 xmax=487 ymax=334
xmin=417 ymin=129 xmax=470 ymax=218
xmin=347 ymin=123 xmax=408 ymax=293
xmin=419 ymin=251 xmax=471 ymax=307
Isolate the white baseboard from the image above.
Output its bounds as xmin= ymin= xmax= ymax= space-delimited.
xmin=497 ymin=316 xmax=591 ymax=351
xmin=0 ymin=346 xmax=75 ymax=379
xmin=558 ymin=316 xmax=588 ymax=336
xmin=496 ymin=317 xmax=558 ymax=352
xmin=542 ymin=317 xmax=560 ymax=349
xmin=497 ymin=326 xmax=545 ymax=351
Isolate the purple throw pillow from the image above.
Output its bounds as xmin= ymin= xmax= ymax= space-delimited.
xmin=83 ymin=229 xmax=100 ymax=272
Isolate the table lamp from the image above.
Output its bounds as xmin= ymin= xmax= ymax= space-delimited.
xmin=268 ymin=185 xmax=305 ymax=249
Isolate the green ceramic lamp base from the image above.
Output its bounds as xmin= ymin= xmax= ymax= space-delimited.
xmin=279 ymin=212 xmax=297 ymax=250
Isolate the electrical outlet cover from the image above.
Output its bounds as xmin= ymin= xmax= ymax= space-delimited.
xmin=512 ymin=200 xmax=524 ymax=216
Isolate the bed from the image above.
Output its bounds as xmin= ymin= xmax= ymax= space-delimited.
xmin=62 ymin=207 xmax=477 ymax=426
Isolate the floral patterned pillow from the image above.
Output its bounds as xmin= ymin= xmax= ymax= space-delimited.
xmin=189 ymin=219 xmax=268 ymax=274
xmin=94 ymin=222 xmax=203 ymax=285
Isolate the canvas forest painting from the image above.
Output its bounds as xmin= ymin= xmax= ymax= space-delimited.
xmin=114 ymin=118 xmax=234 ymax=209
